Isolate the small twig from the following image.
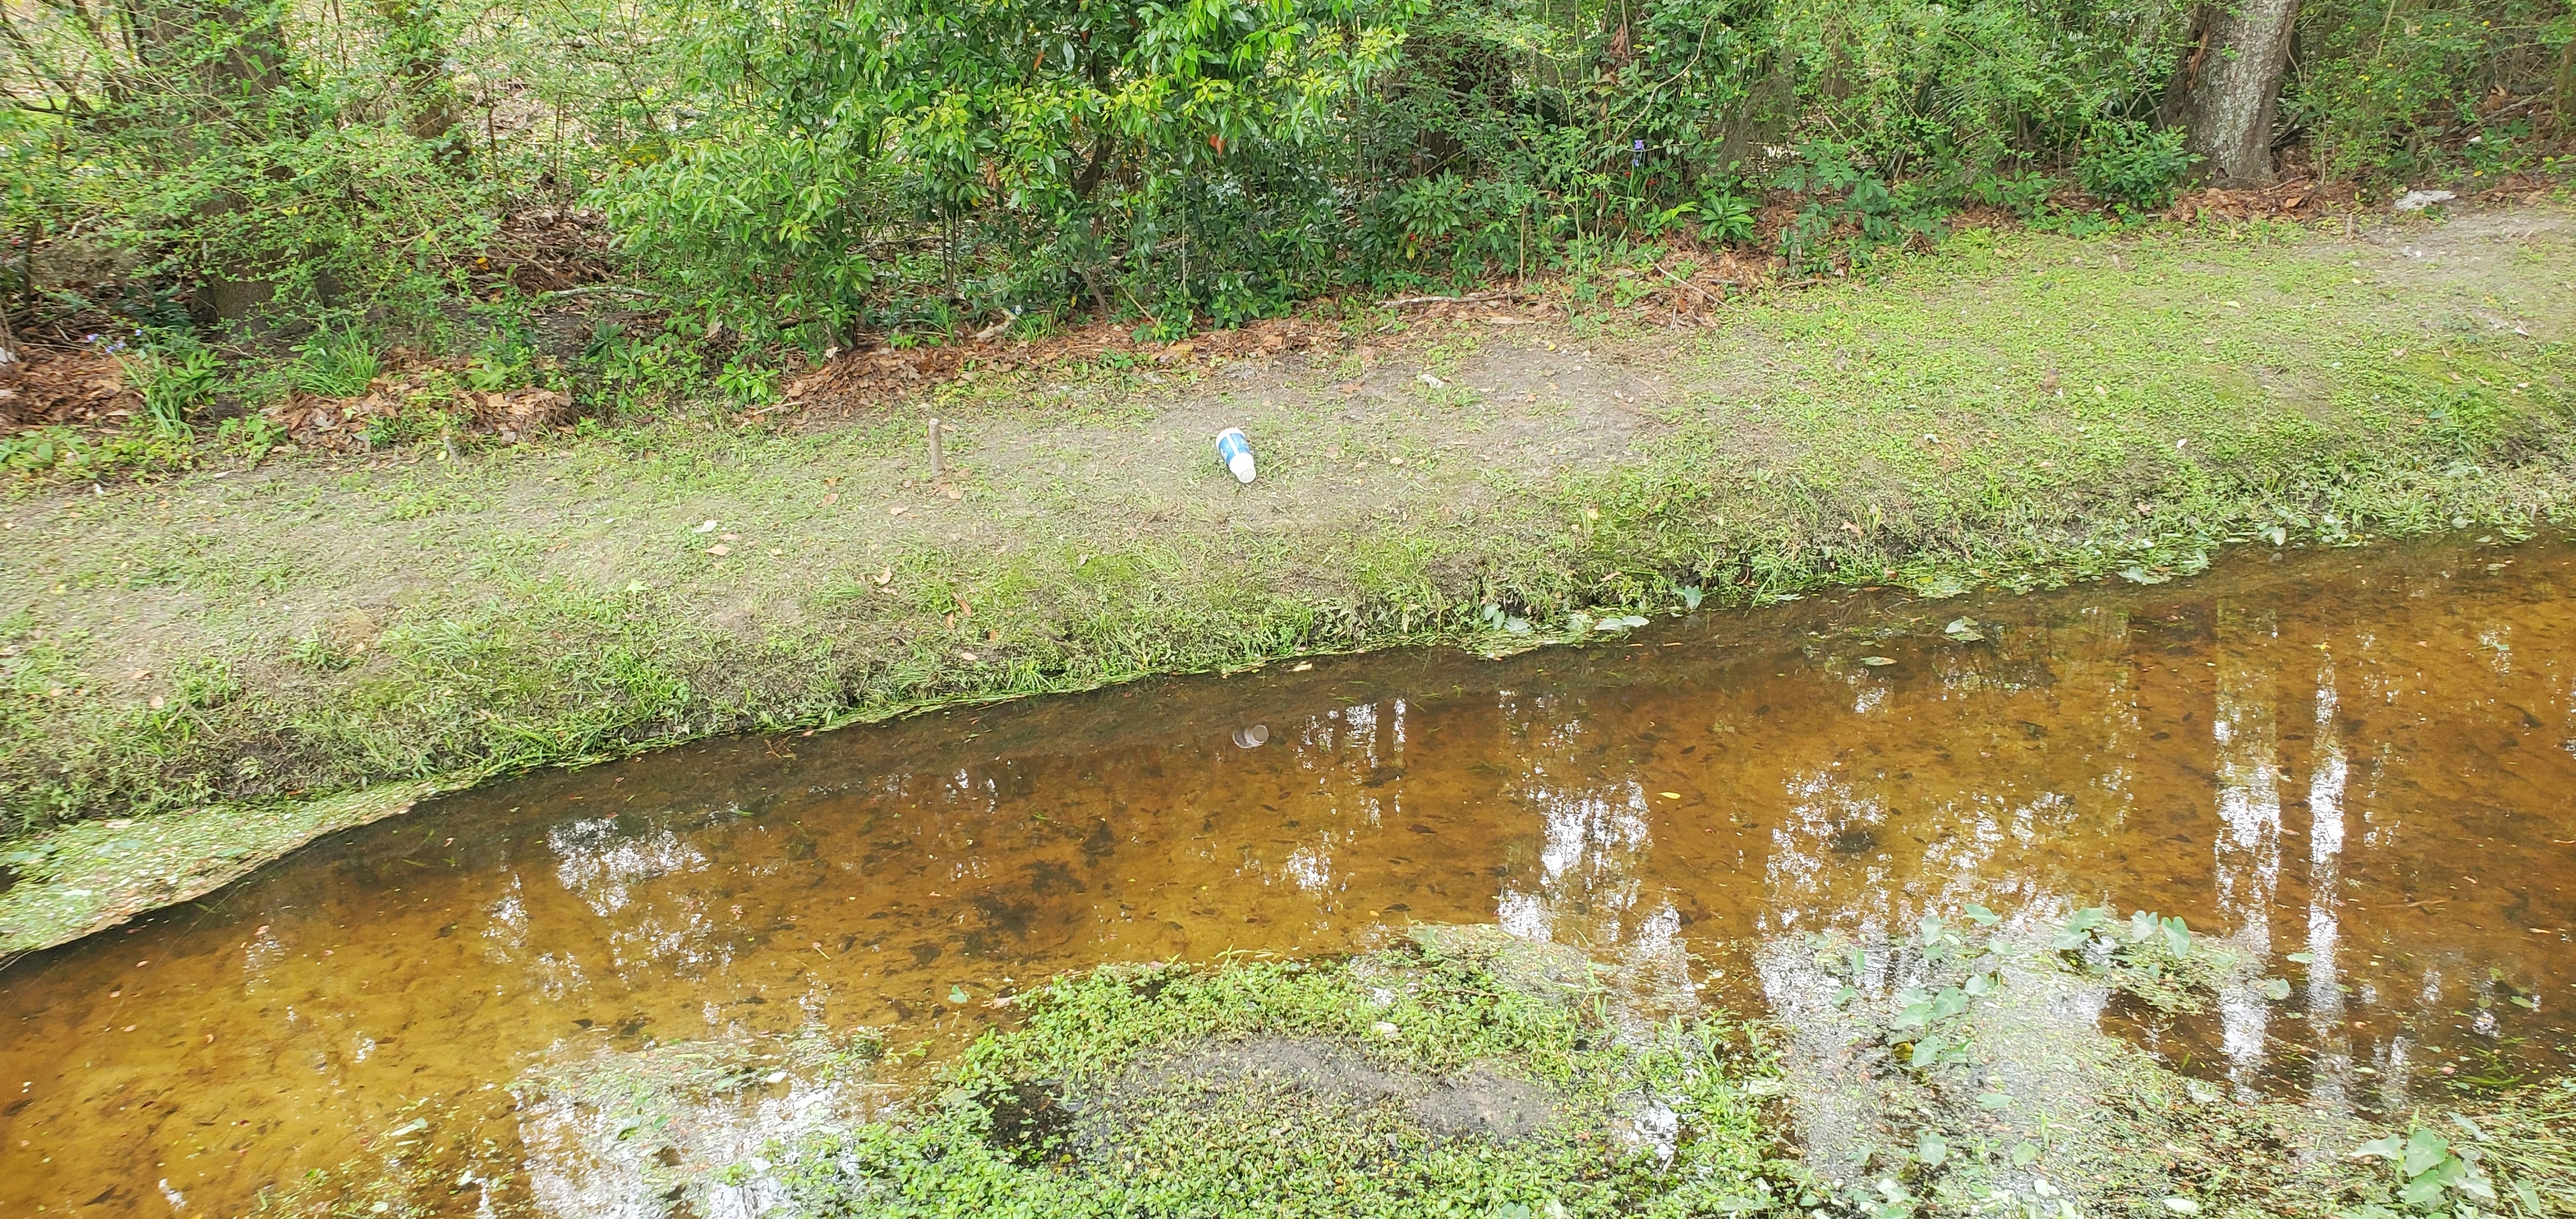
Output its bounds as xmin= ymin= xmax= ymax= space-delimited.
xmin=1379 ymin=290 xmax=1514 ymax=309
xmin=1655 ymin=264 xmax=1717 ymax=303
xmin=531 ymin=284 xmax=661 ymax=305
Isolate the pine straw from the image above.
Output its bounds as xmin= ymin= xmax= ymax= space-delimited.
xmin=776 ymin=312 xmax=1344 ymax=417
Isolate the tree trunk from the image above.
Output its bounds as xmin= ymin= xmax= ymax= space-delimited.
xmin=2555 ymin=36 xmax=2575 ymax=135
xmin=373 ymin=0 xmax=464 ymax=160
xmin=126 ymin=0 xmax=295 ymax=323
xmin=2172 ymin=0 xmax=2302 ymax=187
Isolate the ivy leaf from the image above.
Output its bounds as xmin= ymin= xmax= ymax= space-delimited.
xmin=2159 ymin=916 xmax=2193 ymax=956
xmin=2350 ymin=1135 xmax=2402 ymax=1161
xmin=2400 ymin=1128 xmax=2451 ymax=1177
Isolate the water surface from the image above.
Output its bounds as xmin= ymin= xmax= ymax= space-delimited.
xmin=6 ymin=539 xmax=2575 ymax=1213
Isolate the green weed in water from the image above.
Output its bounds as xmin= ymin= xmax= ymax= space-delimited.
xmin=770 ymin=931 xmax=1809 ymax=1218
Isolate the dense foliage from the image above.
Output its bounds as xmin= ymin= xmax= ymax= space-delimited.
xmin=1 ymin=0 xmax=2570 ymax=357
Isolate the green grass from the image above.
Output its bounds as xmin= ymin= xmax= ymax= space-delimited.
xmin=1 ymin=209 xmax=2571 ymax=949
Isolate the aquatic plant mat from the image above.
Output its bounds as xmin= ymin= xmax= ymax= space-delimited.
xmin=0 ymin=780 xmax=441 ymax=950
xmin=236 ymin=921 xmax=2576 ymax=1216
xmin=770 ymin=925 xmax=1798 ymax=1216
xmin=1758 ymin=906 xmax=2576 ymax=1219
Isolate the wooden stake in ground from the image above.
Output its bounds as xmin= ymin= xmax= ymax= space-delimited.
xmin=928 ymin=417 xmax=944 ymax=477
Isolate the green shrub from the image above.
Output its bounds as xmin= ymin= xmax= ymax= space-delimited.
xmin=4 ymin=0 xmax=2562 ymax=356
xmin=578 ymin=320 xmax=700 ymax=418
xmin=2291 ymin=0 xmax=2574 ymax=185
xmin=594 ymin=0 xmax=1407 ymax=346
xmin=2076 ymin=119 xmax=2199 ymax=213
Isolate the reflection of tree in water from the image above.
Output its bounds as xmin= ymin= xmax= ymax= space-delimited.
xmin=2216 ymin=592 xmax=2562 ymax=1108
xmin=2211 ymin=604 xmax=2285 ymax=1097
xmin=2302 ymin=657 xmax=2360 ymax=1115
xmin=535 ymin=813 xmax=733 ymax=977
xmin=1487 ymin=689 xmax=1651 ymax=943
xmin=550 ymin=815 xmax=711 ymax=918
xmin=1478 ymin=688 xmax=1696 ymax=1019
xmin=1257 ymin=698 xmax=1407 ymax=900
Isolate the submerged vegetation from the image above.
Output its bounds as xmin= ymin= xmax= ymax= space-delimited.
xmin=235 ymin=919 xmax=2576 ymax=1216
xmin=774 ymin=928 xmax=1799 ymax=1216
xmin=1804 ymin=905 xmax=2576 ymax=1219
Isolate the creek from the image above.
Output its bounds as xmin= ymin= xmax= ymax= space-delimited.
xmin=5 ymin=538 xmax=2574 ymax=1214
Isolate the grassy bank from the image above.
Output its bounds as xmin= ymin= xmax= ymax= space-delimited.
xmin=4 ymin=204 xmax=2573 ymax=951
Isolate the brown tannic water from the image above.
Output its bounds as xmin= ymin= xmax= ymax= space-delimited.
xmin=6 ymin=539 xmax=2576 ymax=1214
